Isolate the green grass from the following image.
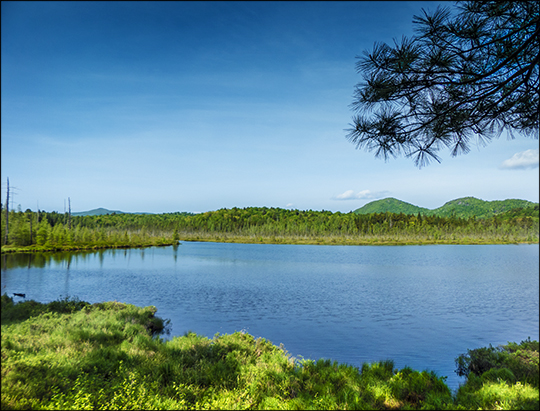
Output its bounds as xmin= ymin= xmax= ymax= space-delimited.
xmin=1 ymin=295 xmax=538 ymax=410
xmin=175 ymin=231 xmax=537 ymax=246
xmin=5 ymin=230 xmax=537 ymax=254
xmin=0 ymin=240 xmax=179 ymax=254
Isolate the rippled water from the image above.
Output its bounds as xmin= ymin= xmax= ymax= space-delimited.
xmin=2 ymin=242 xmax=538 ymax=391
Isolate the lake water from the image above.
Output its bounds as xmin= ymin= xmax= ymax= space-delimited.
xmin=2 ymin=242 xmax=538 ymax=391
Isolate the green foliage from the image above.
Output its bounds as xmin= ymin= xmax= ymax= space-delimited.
xmin=1 ymin=294 xmax=89 ymax=324
xmin=172 ymin=227 xmax=180 ymax=242
xmin=2 ymin=200 xmax=538 ymax=253
xmin=455 ymin=345 xmax=508 ymax=378
xmin=2 ymin=295 xmax=538 ymax=410
xmin=455 ymin=338 xmax=539 ymax=388
xmin=1 ymin=207 xmax=181 ymax=251
xmin=388 ymin=366 xmax=453 ymax=408
xmin=432 ymin=198 xmax=539 ymax=220
xmin=355 ymin=197 xmax=539 ymax=219
xmin=354 ymin=197 xmax=430 ymax=216
xmin=453 ymin=338 xmax=539 ymax=409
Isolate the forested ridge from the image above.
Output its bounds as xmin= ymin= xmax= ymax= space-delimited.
xmin=1 ymin=203 xmax=538 ymax=251
xmin=354 ymin=197 xmax=538 ymax=219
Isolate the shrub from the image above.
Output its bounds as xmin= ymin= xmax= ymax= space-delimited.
xmin=455 ymin=338 xmax=539 ymax=387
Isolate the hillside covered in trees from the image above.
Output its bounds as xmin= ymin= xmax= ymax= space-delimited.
xmin=2 ymin=202 xmax=538 ymax=251
xmin=354 ymin=197 xmax=538 ymax=219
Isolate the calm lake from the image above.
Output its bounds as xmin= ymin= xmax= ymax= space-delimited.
xmin=1 ymin=242 xmax=538 ymax=391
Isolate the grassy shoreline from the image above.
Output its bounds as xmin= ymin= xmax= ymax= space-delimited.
xmin=176 ymin=232 xmax=538 ymax=246
xmin=2 ymin=232 xmax=537 ymax=254
xmin=0 ymin=241 xmax=179 ymax=254
xmin=1 ymin=295 xmax=538 ymax=410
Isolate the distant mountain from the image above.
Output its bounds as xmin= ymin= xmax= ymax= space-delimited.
xmin=72 ymin=208 xmax=152 ymax=216
xmin=354 ymin=197 xmax=538 ymax=219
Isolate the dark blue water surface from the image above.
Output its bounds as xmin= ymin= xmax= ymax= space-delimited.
xmin=2 ymin=243 xmax=538 ymax=391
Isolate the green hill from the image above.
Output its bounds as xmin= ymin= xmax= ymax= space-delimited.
xmin=354 ymin=197 xmax=538 ymax=219
xmin=353 ymin=198 xmax=430 ymax=216
xmin=432 ymin=197 xmax=537 ymax=219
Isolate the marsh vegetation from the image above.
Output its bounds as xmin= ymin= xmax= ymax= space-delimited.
xmin=1 ymin=295 xmax=538 ymax=410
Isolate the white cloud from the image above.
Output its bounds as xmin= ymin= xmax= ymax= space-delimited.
xmin=499 ymin=149 xmax=539 ymax=170
xmin=285 ymin=203 xmax=294 ymax=208
xmin=333 ymin=189 xmax=389 ymax=201
xmin=335 ymin=190 xmax=356 ymax=200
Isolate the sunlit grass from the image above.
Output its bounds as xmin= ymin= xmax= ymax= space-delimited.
xmin=455 ymin=377 xmax=539 ymax=410
xmin=175 ymin=230 xmax=536 ymax=246
xmin=2 ymin=223 xmax=537 ymax=254
xmin=1 ymin=294 xmax=538 ymax=410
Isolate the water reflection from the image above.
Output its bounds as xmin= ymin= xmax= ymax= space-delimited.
xmin=1 ymin=243 xmax=538 ymax=393
xmin=1 ymin=249 xmax=119 ymax=271
xmin=0 ymin=246 xmax=185 ymax=273
xmin=172 ymin=244 xmax=179 ymax=262
xmin=2 ymin=252 xmax=58 ymax=270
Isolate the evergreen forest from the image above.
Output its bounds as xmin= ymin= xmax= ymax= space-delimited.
xmin=1 ymin=203 xmax=538 ymax=252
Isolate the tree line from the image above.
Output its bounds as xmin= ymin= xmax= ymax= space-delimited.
xmin=1 ymin=204 xmax=538 ymax=249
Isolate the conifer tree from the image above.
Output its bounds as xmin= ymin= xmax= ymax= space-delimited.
xmin=36 ymin=219 xmax=52 ymax=246
xmin=347 ymin=1 xmax=539 ymax=166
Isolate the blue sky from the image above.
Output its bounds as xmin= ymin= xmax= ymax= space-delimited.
xmin=2 ymin=1 xmax=538 ymax=214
